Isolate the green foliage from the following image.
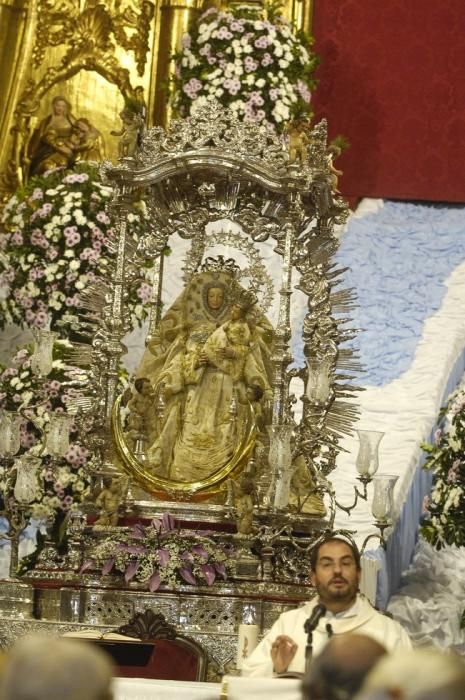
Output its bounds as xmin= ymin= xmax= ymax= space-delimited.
xmin=420 ymin=388 xmax=465 ymax=548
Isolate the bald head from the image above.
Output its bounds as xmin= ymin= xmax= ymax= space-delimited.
xmin=0 ymin=635 xmax=114 ymax=700
xmin=303 ymin=634 xmax=387 ymax=700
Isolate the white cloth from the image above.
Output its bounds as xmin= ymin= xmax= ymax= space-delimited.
xmin=241 ymin=595 xmax=412 ymax=677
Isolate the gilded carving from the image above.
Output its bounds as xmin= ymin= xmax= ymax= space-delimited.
xmin=32 ymin=0 xmax=155 ymax=76
xmin=1 ymin=0 xmax=155 ymax=193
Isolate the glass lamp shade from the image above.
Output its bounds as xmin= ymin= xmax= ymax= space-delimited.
xmin=44 ymin=413 xmax=73 ymax=458
xmin=355 ymin=430 xmax=384 ymax=478
xmin=371 ymin=474 xmax=399 ymax=523
xmin=305 ymin=358 xmax=332 ymax=403
xmin=0 ymin=411 xmax=22 ymax=458
xmin=31 ymin=329 xmax=58 ymax=377
xmin=14 ymin=455 xmax=42 ymax=504
xmin=267 ymin=423 xmax=294 ymax=509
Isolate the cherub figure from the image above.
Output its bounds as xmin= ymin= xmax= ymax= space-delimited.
xmin=229 ymin=473 xmax=255 ymax=535
xmin=111 ymin=107 xmax=144 ymax=158
xmin=326 ymin=144 xmax=343 ymax=192
xmin=289 ymin=455 xmax=326 ymax=516
xmin=285 ymin=115 xmax=312 ymax=165
xmin=93 ymin=478 xmax=123 ymax=527
xmin=126 ymin=377 xmax=155 ymax=446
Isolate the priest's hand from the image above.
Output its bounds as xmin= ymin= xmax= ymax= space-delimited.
xmin=271 ymin=635 xmax=298 ymax=674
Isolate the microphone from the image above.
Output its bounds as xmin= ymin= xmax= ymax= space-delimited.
xmin=304 ymin=603 xmax=327 ymax=633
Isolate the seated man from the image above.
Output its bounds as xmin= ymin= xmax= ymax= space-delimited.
xmin=242 ymin=536 xmax=412 ymax=677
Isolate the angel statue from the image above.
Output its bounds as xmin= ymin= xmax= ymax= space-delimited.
xmin=129 ymin=257 xmax=275 ymax=484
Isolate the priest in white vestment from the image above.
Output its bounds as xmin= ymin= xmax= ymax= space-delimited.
xmin=242 ymin=537 xmax=412 ymax=677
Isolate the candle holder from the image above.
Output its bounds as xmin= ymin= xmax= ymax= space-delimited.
xmin=335 ymin=430 xmax=384 ymax=516
xmin=305 ymin=358 xmax=332 ymax=404
xmin=30 ymin=329 xmax=58 ymax=378
xmin=0 ymin=411 xmax=22 ymax=460
xmin=44 ymin=413 xmax=73 ymax=459
xmin=361 ymin=474 xmax=399 ymax=551
xmin=266 ymin=423 xmax=294 ymax=510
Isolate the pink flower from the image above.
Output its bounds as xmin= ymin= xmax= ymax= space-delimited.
xmin=216 ymin=26 xmax=232 ymax=40
xmin=254 ymin=35 xmax=269 ymax=49
xmin=229 ymin=20 xmax=244 ymax=32
xmin=35 ymin=311 xmax=49 ymax=327
xmin=31 ymin=188 xmax=44 ymax=200
xmin=96 ymin=211 xmax=110 ymax=225
xmin=46 ymin=248 xmax=58 ymax=260
xmin=261 ymin=53 xmax=274 ymax=67
xmin=136 ymin=282 xmax=151 ymax=303
xmin=10 ymin=231 xmax=23 ymax=245
xmin=65 ymin=229 xmax=81 ymax=246
xmin=296 ymin=79 xmax=312 ymax=104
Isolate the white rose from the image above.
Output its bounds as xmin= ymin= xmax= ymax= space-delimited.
xmin=279 ymin=59 xmax=289 ymax=69
xmin=273 ymin=44 xmax=284 ymax=58
xmin=245 ymin=75 xmax=255 ymax=86
xmin=215 ymin=88 xmax=224 ymax=97
xmin=255 ymin=78 xmax=265 ymax=88
xmin=69 ymin=260 xmax=80 ymax=271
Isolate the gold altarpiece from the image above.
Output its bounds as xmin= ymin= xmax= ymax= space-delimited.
xmin=0 ymin=0 xmax=314 ymax=199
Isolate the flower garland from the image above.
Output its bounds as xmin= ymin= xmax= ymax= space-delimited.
xmin=0 ymin=342 xmax=90 ymax=525
xmin=421 ymin=386 xmax=465 ymax=548
xmin=171 ymin=5 xmax=318 ymax=131
xmin=84 ymin=513 xmax=234 ymax=591
xmin=0 ymin=162 xmax=152 ymax=332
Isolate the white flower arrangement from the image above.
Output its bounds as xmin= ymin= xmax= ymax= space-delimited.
xmin=0 ymin=163 xmax=151 ymax=332
xmin=171 ymin=5 xmax=318 ymax=131
xmin=421 ymin=386 xmax=465 ymax=548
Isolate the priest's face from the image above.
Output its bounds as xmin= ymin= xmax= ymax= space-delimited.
xmin=310 ymin=540 xmax=360 ymax=607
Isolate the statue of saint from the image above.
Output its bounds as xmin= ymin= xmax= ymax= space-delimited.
xmin=27 ymin=96 xmax=76 ymax=176
xmin=93 ymin=478 xmax=123 ymax=527
xmin=130 ymin=260 xmax=274 ymax=483
xmin=27 ymin=96 xmax=105 ymax=177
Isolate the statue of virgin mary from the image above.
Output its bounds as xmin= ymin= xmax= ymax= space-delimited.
xmin=131 ymin=257 xmax=274 ymax=484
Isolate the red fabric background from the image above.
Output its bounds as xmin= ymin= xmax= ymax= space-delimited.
xmin=311 ymin=1 xmax=465 ymax=203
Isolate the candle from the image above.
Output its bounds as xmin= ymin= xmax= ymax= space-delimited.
xmin=236 ymin=624 xmax=259 ymax=669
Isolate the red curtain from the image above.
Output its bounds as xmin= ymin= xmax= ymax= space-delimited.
xmin=311 ymin=1 xmax=465 ymax=203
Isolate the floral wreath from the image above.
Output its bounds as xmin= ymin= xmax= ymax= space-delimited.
xmin=171 ymin=4 xmax=318 ymax=131
xmin=83 ymin=513 xmax=234 ymax=591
